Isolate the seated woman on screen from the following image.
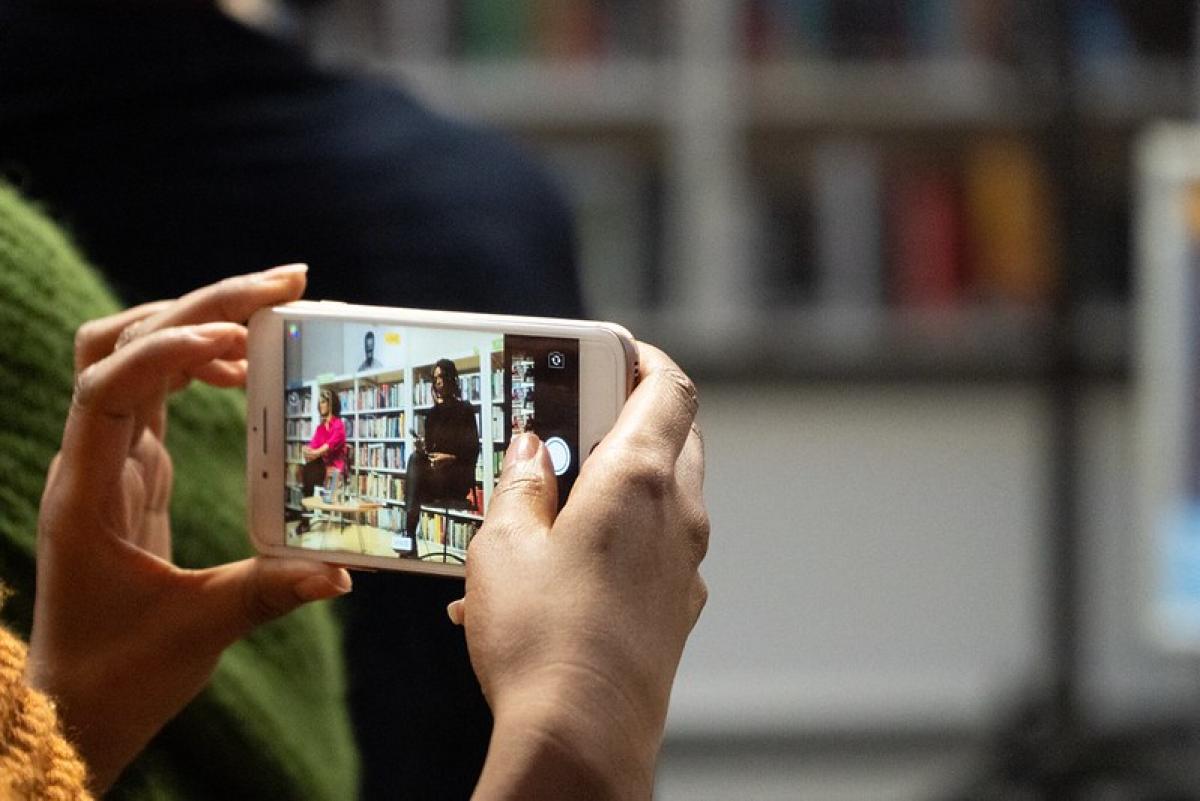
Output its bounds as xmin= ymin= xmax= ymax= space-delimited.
xmin=403 ymin=359 xmax=480 ymax=557
xmin=299 ymin=388 xmax=347 ymax=532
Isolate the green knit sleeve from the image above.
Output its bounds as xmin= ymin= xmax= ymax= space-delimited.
xmin=0 ymin=183 xmax=359 ymax=800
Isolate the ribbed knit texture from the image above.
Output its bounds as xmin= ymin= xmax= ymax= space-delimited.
xmin=0 ymin=183 xmax=360 ymax=799
xmin=0 ymin=620 xmax=92 ymax=801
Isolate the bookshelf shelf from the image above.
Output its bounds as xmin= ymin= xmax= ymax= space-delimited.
xmin=624 ymin=302 xmax=1128 ymax=382
xmin=1074 ymin=57 xmax=1193 ymax=122
xmin=745 ymin=59 xmax=1037 ymax=129
xmin=376 ymin=60 xmax=667 ymax=130
xmin=376 ymin=56 xmax=1189 ymax=133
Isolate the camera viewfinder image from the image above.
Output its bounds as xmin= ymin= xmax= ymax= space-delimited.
xmin=284 ymin=320 xmax=578 ymax=563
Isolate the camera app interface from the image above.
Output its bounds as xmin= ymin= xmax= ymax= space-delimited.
xmin=283 ymin=319 xmax=579 ymax=563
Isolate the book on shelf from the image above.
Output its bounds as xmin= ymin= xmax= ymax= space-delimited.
xmin=477 ymin=450 xmax=504 ymax=483
xmin=746 ymin=0 xmax=830 ymax=60
xmin=377 ymin=0 xmax=453 ymax=60
xmin=743 ymin=0 xmax=1016 ymax=61
xmin=532 ymin=0 xmax=605 ymax=61
xmin=417 ymin=512 xmax=476 ymax=552
xmin=286 ymin=388 xmax=312 ymax=417
xmin=286 ymin=418 xmax=314 ymax=440
xmin=812 ymin=139 xmax=884 ymax=307
xmin=357 ymin=471 xmax=406 ymax=503
xmin=887 ymin=166 xmax=965 ymax=307
xmin=356 ymin=442 xmax=408 ymax=471
xmin=356 ymin=412 xmax=406 ymax=439
xmin=962 ymin=140 xmax=1057 ymax=305
xmin=461 ymin=0 xmax=531 ymax=59
xmin=752 ymin=165 xmax=816 ymax=306
xmin=382 ymin=0 xmax=663 ymax=63
xmin=413 ymin=376 xmax=433 ymax=407
xmin=359 ymin=380 xmax=405 ymax=411
xmin=462 ymin=373 xmax=483 ymax=403
xmin=829 ymin=0 xmax=904 ymax=59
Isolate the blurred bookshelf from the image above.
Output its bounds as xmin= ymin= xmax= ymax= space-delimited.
xmin=296 ymin=0 xmax=1192 ymax=382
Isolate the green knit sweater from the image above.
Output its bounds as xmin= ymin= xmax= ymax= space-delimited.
xmin=0 ymin=183 xmax=360 ymax=799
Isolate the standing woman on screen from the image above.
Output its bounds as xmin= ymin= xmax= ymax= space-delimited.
xmin=299 ymin=389 xmax=347 ymax=532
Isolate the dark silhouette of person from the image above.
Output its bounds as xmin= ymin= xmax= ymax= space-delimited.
xmin=404 ymin=359 xmax=479 ymax=558
xmin=0 ymin=5 xmax=583 ymax=798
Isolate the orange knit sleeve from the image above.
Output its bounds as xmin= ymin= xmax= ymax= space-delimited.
xmin=0 ymin=626 xmax=92 ymax=801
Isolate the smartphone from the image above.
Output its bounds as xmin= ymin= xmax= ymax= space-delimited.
xmin=246 ymin=300 xmax=637 ymax=577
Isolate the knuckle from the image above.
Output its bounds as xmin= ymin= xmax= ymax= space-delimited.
xmin=242 ymin=571 xmax=282 ymax=628
xmin=686 ymin=506 xmax=710 ymax=564
xmin=623 ymin=451 xmax=674 ymax=500
xmin=73 ymin=319 xmax=104 ymax=358
xmin=216 ymin=274 xmax=256 ymax=321
xmin=494 ymin=469 xmax=547 ymax=502
xmin=72 ymin=362 xmax=102 ymax=409
xmin=658 ymin=365 xmax=699 ymax=418
xmin=692 ymin=576 xmax=709 ymax=620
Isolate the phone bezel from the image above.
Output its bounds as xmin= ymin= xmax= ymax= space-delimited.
xmin=246 ymin=301 xmax=635 ymax=577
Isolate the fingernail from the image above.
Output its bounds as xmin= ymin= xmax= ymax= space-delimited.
xmin=446 ymin=599 xmax=464 ymax=626
xmin=259 ymin=263 xmax=309 ymax=281
xmin=295 ymin=569 xmax=352 ymax=601
xmin=504 ymin=433 xmax=540 ymax=469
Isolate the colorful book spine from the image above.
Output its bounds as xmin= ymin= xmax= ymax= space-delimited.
xmin=888 ymin=167 xmax=965 ymax=307
xmin=962 ymin=140 xmax=1057 ymax=305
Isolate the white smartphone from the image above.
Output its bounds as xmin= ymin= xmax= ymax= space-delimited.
xmin=246 ymin=300 xmax=637 ymax=578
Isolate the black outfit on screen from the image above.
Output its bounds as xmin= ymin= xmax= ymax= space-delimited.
xmin=405 ymin=397 xmax=480 ymax=544
xmin=0 ymin=4 xmax=584 ymax=799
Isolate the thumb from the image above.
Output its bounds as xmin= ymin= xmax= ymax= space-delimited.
xmin=459 ymin=434 xmax=556 ymax=616
xmin=479 ymin=433 xmax=558 ymax=542
xmin=188 ymin=557 xmax=352 ymax=648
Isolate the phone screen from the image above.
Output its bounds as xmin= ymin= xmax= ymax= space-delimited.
xmin=283 ymin=318 xmax=579 ymax=564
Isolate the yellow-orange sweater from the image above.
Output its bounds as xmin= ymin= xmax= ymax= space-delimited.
xmin=0 ymin=624 xmax=91 ymax=801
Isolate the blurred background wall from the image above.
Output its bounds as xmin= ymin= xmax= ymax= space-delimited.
xmin=237 ymin=0 xmax=1200 ymax=797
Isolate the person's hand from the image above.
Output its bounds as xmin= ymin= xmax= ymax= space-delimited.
xmin=453 ymin=343 xmax=708 ymax=799
xmin=27 ymin=265 xmax=353 ymax=793
xmin=428 ymin=452 xmax=456 ymax=468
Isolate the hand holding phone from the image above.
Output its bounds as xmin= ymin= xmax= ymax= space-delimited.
xmin=30 ymin=267 xmax=353 ymax=793
xmin=454 ymin=344 xmax=708 ymax=798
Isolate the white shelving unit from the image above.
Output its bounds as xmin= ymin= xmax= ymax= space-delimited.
xmin=294 ymin=0 xmax=1190 ymax=382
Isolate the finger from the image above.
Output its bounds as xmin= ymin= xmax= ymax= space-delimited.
xmin=61 ymin=323 xmax=245 ymax=473
xmin=602 ymin=342 xmax=698 ymax=464
xmin=187 ymin=358 xmax=248 ymax=390
xmin=476 ymin=433 xmax=557 ymax=543
xmin=187 ymin=556 xmax=352 ymax=648
xmin=129 ymin=264 xmax=307 ymax=341
xmin=447 ymin=598 xmax=465 ymax=626
xmin=74 ymin=301 xmax=173 ymax=374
